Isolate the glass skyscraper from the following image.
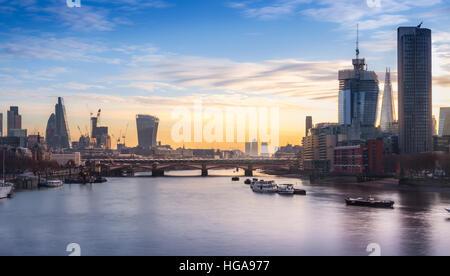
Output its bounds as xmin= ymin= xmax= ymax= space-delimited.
xmin=136 ymin=115 xmax=159 ymax=148
xmin=46 ymin=97 xmax=71 ymax=149
xmin=338 ymin=46 xmax=379 ymax=127
xmin=398 ymin=26 xmax=432 ymax=154
xmin=380 ymin=68 xmax=396 ymax=132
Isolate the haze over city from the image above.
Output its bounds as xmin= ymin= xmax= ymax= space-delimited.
xmin=1 ymin=0 xmax=450 ymax=149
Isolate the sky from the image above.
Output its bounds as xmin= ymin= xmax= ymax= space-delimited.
xmin=0 ymin=0 xmax=450 ymax=150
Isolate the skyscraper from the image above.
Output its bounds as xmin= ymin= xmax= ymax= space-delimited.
xmin=438 ymin=107 xmax=450 ymax=136
xmin=305 ymin=116 xmax=312 ymax=136
xmin=380 ymin=68 xmax=396 ymax=132
xmin=398 ymin=25 xmax=432 ymax=154
xmin=46 ymin=97 xmax=71 ymax=149
xmin=0 ymin=113 xmax=3 ymax=137
xmin=338 ymin=28 xmax=379 ymax=127
xmin=136 ymin=115 xmax=159 ymax=148
xmin=7 ymin=106 xmax=22 ymax=136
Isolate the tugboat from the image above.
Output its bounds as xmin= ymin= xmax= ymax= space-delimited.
xmin=232 ymin=177 xmax=240 ymax=181
xmin=244 ymin=179 xmax=252 ymax=185
xmin=277 ymin=184 xmax=295 ymax=195
xmin=294 ymin=188 xmax=307 ymax=195
xmin=250 ymin=180 xmax=278 ymax=193
xmin=345 ymin=197 xmax=394 ymax=209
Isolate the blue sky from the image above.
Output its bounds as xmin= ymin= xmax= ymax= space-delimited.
xmin=1 ymin=0 xmax=450 ymax=148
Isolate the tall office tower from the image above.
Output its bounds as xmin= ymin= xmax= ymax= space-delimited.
xmin=338 ymin=27 xmax=379 ymax=127
xmin=46 ymin=98 xmax=71 ymax=149
xmin=251 ymin=139 xmax=259 ymax=157
xmin=55 ymin=97 xmax=71 ymax=149
xmin=0 ymin=113 xmax=3 ymax=137
xmin=46 ymin=113 xmax=57 ymax=148
xmin=7 ymin=106 xmax=22 ymax=136
xmin=136 ymin=115 xmax=159 ymax=148
xmin=245 ymin=142 xmax=251 ymax=156
xmin=438 ymin=107 xmax=450 ymax=136
xmin=398 ymin=25 xmax=432 ymax=154
xmin=305 ymin=116 xmax=313 ymax=136
xmin=380 ymin=68 xmax=396 ymax=132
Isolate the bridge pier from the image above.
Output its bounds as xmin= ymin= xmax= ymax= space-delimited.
xmin=245 ymin=165 xmax=254 ymax=177
xmin=201 ymin=164 xmax=208 ymax=177
xmin=152 ymin=169 xmax=165 ymax=177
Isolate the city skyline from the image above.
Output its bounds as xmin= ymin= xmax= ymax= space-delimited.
xmin=1 ymin=1 xmax=450 ymax=149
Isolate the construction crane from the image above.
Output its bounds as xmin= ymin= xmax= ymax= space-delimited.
xmin=96 ymin=109 xmax=102 ymax=125
xmin=77 ymin=126 xmax=84 ymax=137
xmin=122 ymin=123 xmax=129 ymax=147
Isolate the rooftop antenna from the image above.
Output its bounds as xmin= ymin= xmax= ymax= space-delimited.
xmin=356 ymin=23 xmax=360 ymax=59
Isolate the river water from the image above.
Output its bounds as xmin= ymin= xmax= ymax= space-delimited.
xmin=1 ymin=170 xmax=450 ymax=256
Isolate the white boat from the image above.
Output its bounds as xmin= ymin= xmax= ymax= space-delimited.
xmin=0 ymin=181 xmax=14 ymax=199
xmin=40 ymin=179 xmax=63 ymax=188
xmin=277 ymin=184 xmax=295 ymax=195
xmin=446 ymin=208 xmax=450 ymax=213
xmin=250 ymin=180 xmax=278 ymax=193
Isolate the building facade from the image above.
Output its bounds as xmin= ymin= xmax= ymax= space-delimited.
xmin=398 ymin=26 xmax=432 ymax=154
xmin=46 ymin=98 xmax=71 ymax=149
xmin=136 ymin=115 xmax=159 ymax=148
xmin=438 ymin=107 xmax=450 ymax=136
xmin=7 ymin=106 xmax=22 ymax=136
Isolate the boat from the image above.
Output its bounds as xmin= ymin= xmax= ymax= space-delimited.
xmin=345 ymin=197 xmax=394 ymax=208
xmin=232 ymin=177 xmax=240 ymax=181
xmin=250 ymin=180 xmax=278 ymax=193
xmin=93 ymin=177 xmax=107 ymax=183
xmin=445 ymin=208 xmax=450 ymax=213
xmin=277 ymin=184 xmax=295 ymax=195
xmin=0 ymin=181 xmax=14 ymax=199
xmin=244 ymin=179 xmax=252 ymax=185
xmin=40 ymin=179 xmax=63 ymax=188
xmin=294 ymin=188 xmax=307 ymax=195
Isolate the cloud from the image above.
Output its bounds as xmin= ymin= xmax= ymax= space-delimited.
xmin=228 ymin=0 xmax=311 ymax=19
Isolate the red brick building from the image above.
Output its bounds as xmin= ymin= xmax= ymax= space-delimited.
xmin=334 ymin=139 xmax=384 ymax=175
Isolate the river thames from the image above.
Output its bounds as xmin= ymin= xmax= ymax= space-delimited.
xmin=1 ymin=170 xmax=450 ymax=256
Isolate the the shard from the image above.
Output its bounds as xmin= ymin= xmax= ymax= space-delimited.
xmin=380 ymin=68 xmax=396 ymax=132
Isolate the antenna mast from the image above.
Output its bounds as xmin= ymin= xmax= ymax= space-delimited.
xmin=356 ymin=23 xmax=360 ymax=59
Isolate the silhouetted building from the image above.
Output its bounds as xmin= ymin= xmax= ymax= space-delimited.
xmin=0 ymin=113 xmax=3 ymax=137
xmin=398 ymin=25 xmax=432 ymax=154
xmin=7 ymin=106 xmax=22 ymax=136
xmin=380 ymin=68 xmax=396 ymax=132
xmin=136 ymin=115 xmax=159 ymax=148
xmin=305 ymin=116 xmax=313 ymax=136
xmin=438 ymin=107 xmax=450 ymax=136
xmin=46 ymin=98 xmax=71 ymax=149
xmin=338 ymin=29 xmax=379 ymax=127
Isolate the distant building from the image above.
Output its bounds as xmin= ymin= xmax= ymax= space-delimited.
xmin=433 ymin=136 xmax=450 ymax=152
xmin=432 ymin=115 xmax=437 ymax=136
xmin=398 ymin=25 xmax=432 ymax=154
xmin=438 ymin=107 xmax=450 ymax=136
xmin=51 ymin=152 xmax=81 ymax=167
xmin=136 ymin=115 xmax=159 ymax=148
xmin=260 ymin=142 xmax=270 ymax=157
xmin=90 ymin=110 xmax=111 ymax=149
xmin=46 ymin=97 xmax=71 ymax=149
xmin=305 ymin=116 xmax=313 ymax=136
xmin=0 ymin=113 xmax=3 ymax=137
xmin=334 ymin=139 xmax=383 ymax=175
xmin=380 ymin=68 xmax=396 ymax=132
xmin=245 ymin=142 xmax=251 ymax=156
xmin=251 ymin=139 xmax=258 ymax=157
xmin=7 ymin=106 xmax=22 ymax=136
xmin=338 ymin=30 xmax=379 ymax=127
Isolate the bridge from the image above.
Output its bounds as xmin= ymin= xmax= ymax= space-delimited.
xmin=88 ymin=158 xmax=300 ymax=177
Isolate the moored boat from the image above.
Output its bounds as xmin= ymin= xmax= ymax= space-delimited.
xmin=294 ymin=188 xmax=307 ymax=195
xmin=445 ymin=208 xmax=450 ymax=213
xmin=277 ymin=184 xmax=295 ymax=195
xmin=345 ymin=197 xmax=394 ymax=208
xmin=40 ymin=179 xmax=63 ymax=188
xmin=232 ymin=177 xmax=240 ymax=181
xmin=250 ymin=180 xmax=278 ymax=193
xmin=244 ymin=179 xmax=252 ymax=185
xmin=0 ymin=181 xmax=14 ymax=199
